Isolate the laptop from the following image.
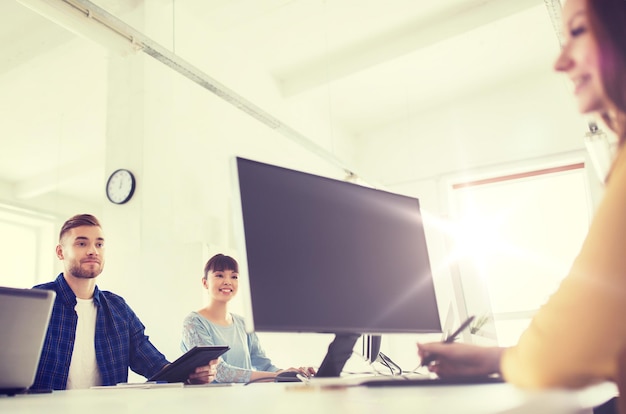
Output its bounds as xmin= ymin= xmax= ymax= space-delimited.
xmin=0 ymin=286 xmax=55 ymax=395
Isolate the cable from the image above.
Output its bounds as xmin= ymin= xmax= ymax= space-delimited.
xmin=377 ymin=352 xmax=402 ymax=376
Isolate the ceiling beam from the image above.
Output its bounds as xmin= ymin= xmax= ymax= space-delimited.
xmin=0 ymin=10 xmax=72 ymax=76
xmin=13 ymin=156 xmax=101 ymax=199
xmin=16 ymin=0 xmax=373 ymax=183
xmin=277 ymin=0 xmax=543 ymax=97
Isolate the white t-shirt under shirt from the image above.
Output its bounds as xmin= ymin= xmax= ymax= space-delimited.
xmin=66 ymin=297 xmax=102 ymax=389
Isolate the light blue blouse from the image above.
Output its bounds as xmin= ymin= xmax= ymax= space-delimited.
xmin=181 ymin=311 xmax=279 ymax=383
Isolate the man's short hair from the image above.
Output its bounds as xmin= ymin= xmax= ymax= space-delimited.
xmin=59 ymin=214 xmax=101 ymax=242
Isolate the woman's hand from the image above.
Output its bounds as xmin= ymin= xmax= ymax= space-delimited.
xmin=417 ymin=342 xmax=505 ymax=378
xmin=186 ymin=358 xmax=219 ymax=384
xmin=277 ymin=366 xmax=317 ymax=378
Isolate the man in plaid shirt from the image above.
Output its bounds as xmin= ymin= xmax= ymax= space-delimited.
xmin=32 ymin=214 xmax=217 ymax=390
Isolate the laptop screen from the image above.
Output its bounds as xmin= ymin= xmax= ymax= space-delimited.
xmin=0 ymin=286 xmax=55 ymax=394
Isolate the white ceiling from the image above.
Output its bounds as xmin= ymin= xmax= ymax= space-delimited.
xmin=0 ymin=0 xmax=561 ymax=206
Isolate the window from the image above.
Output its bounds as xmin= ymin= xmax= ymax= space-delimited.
xmin=447 ymin=162 xmax=592 ymax=346
xmin=0 ymin=205 xmax=56 ymax=288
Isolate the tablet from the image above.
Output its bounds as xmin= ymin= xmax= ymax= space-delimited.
xmin=148 ymin=346 xmax=230 ymax=383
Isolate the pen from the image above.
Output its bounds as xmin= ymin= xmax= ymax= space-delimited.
xmin=420 ymin=315 xmax=475 ymax=367
xmin=442 ymin=315 xmax=475 ymax=344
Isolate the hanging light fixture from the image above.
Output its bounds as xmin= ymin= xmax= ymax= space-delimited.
xmin=16 ymin=0 xmax=368 ymax=186
xmin=584 ymin=121 xmax=616 ymax=182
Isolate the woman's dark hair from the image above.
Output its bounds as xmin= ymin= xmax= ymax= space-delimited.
xmin=585 ymin=0 xmax=626 ymax=142
xmin=203 ymin=254 xmax=239 ymax=279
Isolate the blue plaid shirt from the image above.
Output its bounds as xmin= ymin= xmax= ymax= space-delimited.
xmin=32 ymin=274 xmax=169 ymax=390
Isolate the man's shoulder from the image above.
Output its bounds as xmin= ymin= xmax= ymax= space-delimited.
xmin=32 ymin=280 xmax=56 ymax=290
xmin=32 ymin=274 xmax=63 ymax=291
xmin=98 ymin=289 xmax=126 ymax=302
xmin=97 ymin=289 xmax=132 ymax=310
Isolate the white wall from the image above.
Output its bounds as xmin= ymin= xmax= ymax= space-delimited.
xmin=356 ymin=69 xmax=587 ymax=185
xmin=93 ymin=3 xmax=360 ymax=366
xmin=3 ymin=1 xmax=605 ymax=376
xmin=0 ymin=1 xmax=361 ymax=375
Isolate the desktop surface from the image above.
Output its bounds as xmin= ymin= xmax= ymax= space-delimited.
xmin=359 ymin=375 xmax=506 ymax=387
xmin=0 ymin=380 xmax=616 ymax=414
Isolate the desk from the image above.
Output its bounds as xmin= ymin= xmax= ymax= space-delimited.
xmin=0 ymin=381 xmax=617 ymax=414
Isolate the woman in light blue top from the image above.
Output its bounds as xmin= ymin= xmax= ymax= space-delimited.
xmin=181 ymin=254 xmax=315 ymax=383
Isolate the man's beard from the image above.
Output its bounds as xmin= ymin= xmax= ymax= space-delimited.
xmin=69 ymin=263 xmax=102 ymax=279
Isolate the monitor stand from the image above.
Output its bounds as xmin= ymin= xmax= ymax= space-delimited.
xmin=315 ymin=333 xmax=361 ymax=377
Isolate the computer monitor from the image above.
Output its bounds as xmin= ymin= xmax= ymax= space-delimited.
xmin=231 ymin=157 xmax=442 ymax=376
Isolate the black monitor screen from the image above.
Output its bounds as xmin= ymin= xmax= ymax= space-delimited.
xmin=232 ymin=157 xmax=441 ymax=335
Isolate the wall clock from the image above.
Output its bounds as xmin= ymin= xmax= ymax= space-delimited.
xmin=105 ymin=169 xmax=136 ymax=204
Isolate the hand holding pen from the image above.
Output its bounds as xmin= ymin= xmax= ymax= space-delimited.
xmin=417 ymin=316 xmax=504 ymax=379
xmin=419 ymin=315 xmax=475 ymax=368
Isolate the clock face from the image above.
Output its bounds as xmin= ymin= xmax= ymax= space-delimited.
xmin=106 ymin=169 xmax=136 ymax=204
